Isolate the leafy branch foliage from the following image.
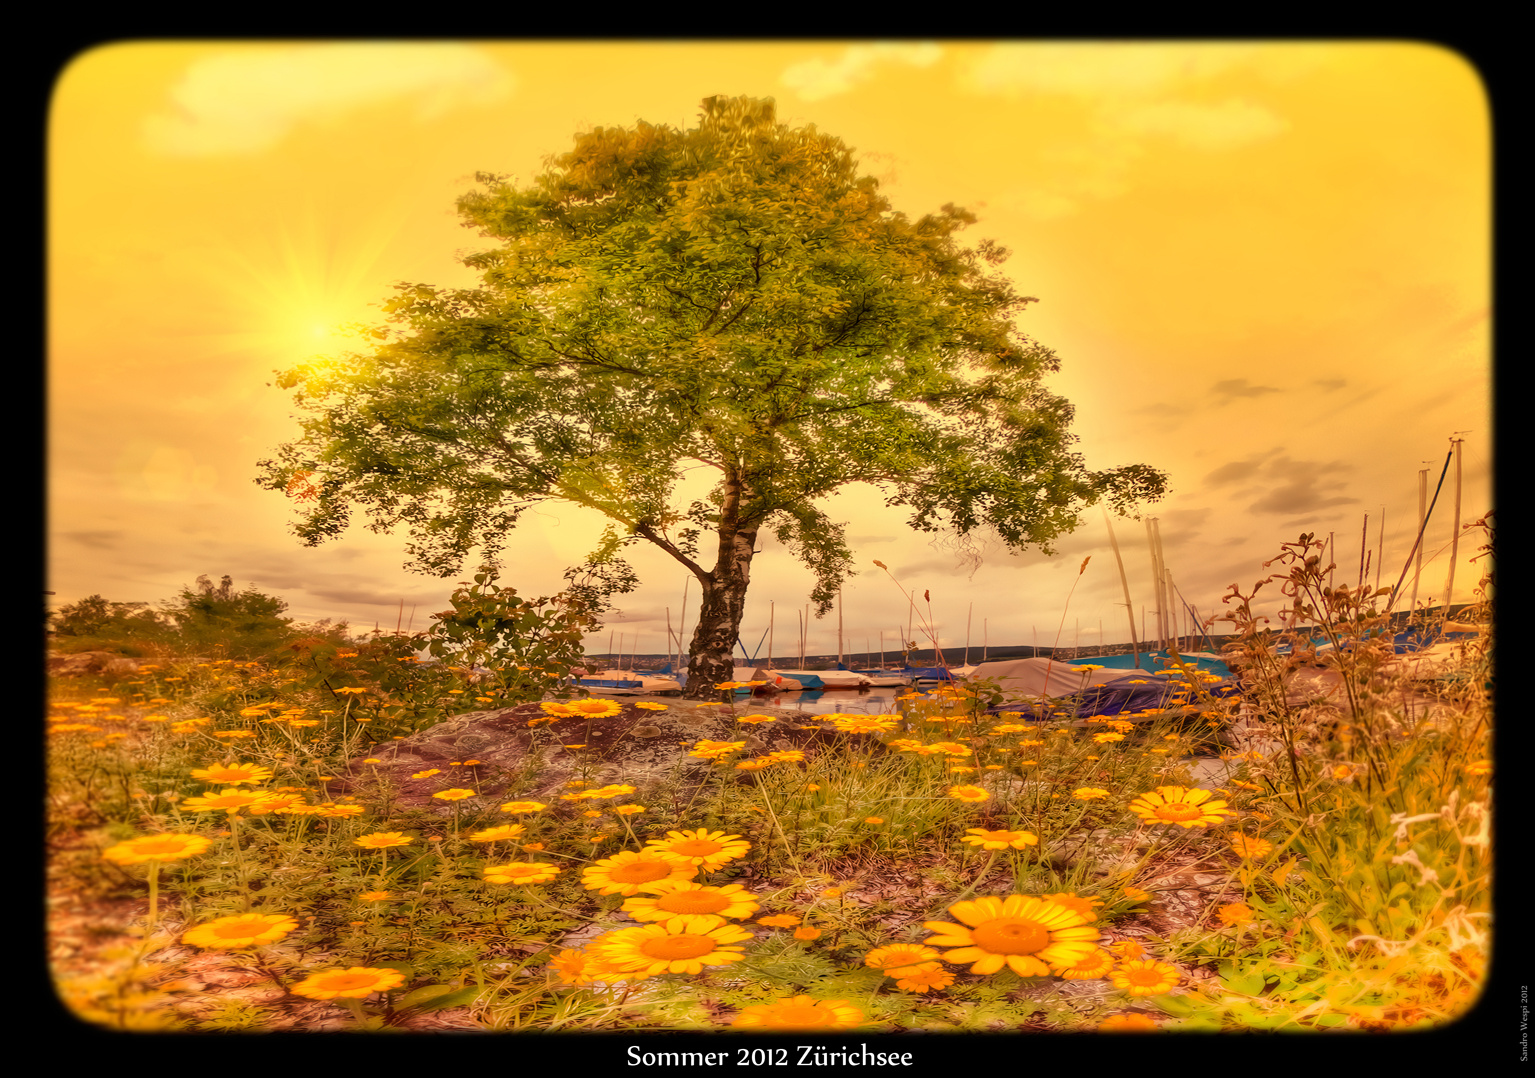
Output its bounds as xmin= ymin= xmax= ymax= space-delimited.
xmin=256 ymin=95 xmax=1166 ymax=687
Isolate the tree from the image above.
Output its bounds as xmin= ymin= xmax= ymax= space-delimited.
xmin=159 ymin=575 xmax=297 ymax=659
xmin=257 ymin=96 xmax=1166 ymax=697
xmin=49 ymin=594 xmax=170 ymax=647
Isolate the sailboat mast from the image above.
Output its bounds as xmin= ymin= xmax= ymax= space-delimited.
xmin=1375 ymin=507 xmax=1386 ymax=594
xmin=1410 ymin=468 xmax=1427 ymax=617
xmin=1444 ymin=435 xmax=1464 ymax=617
xmin=1102 ymin=508 xmax=1141 ymax=668
xmin=768 ymin=601 xmax=774 ymax=670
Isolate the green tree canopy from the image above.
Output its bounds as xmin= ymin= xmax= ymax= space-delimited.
xmin=160 ymin=575 xmax=299 ymax=659
xmin=49 ymin=594 xmax=169 ymax=643
xmin=257 ymin=95 xmax=1166 ymax=695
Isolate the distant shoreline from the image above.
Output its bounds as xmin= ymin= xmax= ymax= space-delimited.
xmin=584 ymin=603 xmax=1484 ymax=670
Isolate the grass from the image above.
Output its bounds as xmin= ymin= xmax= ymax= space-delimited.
xmin=45 ymin=531 xmax=1491 ymax=1034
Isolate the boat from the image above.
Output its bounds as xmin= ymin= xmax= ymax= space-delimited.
xmin=577 ymin=669 xmax=682 ymax=695
xmin=767 ymin=668 xmax=872 ymax=690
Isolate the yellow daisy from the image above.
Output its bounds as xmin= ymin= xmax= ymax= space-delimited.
xmin=892 ymin=962 xmax=955 ymax=993
xmin=599 ymin=915 xmax=752 ymax=976
xmin=190 ymin=762 xmax=273 ymax=785
xmin=101 ymin=833 xmax=211 ymax=865
xmin=179 ymin=789 xmax=279 ymax=814
xmin=923 ymin=895 xmax=1099 ymax=977
xmin=566 ymin=699 xmax=624 ymax=718
xmin=548 ymin=943 xmax=646 ymax=986
xmin=291 ymin=966 xmax=406 ymax=1000
xmin=732 ymin=996 xmax=864 ymax=1030
xmin=1109 ymin=959 xmax=1182 ymax=996
xmin=688 ymin=740 xmax=747 ymax=760
xmin=947 ymin=785 xmax=989 ymax=803
xmin=1229 ymin=834 xmax=1274 ymax=859
xmin=483 ymin=861 xmax=562 ymax=885
xmin=644 ymin=828 xmax=751 ymax=869
xmin=927 ymin=742 xmax=973 ymax=756
xmin=353 ymin=832 xmax=414 ymax=849
xmin=582 ymin=850 xmax=698 ymax=895
xmin=621 ymin=881 xmax=761 ymax=923
xmin=469 ymin=824 xmax=526 ymax=843
xmin=1127 ymin=786 xmax=1234 ymax=828
xmin=500 ymin=800 xmax=547 ymax=814
xmin=961 ymin=828 xmax=1038 ymax=851
xmin=1057 ymin=946 xmax=1114 ymax=980
xmin=1042 ymin=892 xmax=1105 ymax=922
xmin=1098 ymin=1012 xmax=1161 ymax=1031
xmin=183 ymin=913 xmax=298 ymax=950
xmin=864 ymin=943 xmax=942 ymax=971
xmin=756 ymin=913 xmax=802 ymax=928
xmin=1217 ymin=903 xmax=1255 ymax=926
xmin=829 ymin=715 xmax=899 ymax=734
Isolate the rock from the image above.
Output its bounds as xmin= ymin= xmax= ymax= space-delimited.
xmin=325 ymin=698 xmax=841 ymax=813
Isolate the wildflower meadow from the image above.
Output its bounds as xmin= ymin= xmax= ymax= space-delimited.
xmin=46 ymin=533 xmax=1491 ymax=1034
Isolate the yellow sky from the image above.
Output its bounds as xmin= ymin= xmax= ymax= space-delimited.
xmin=48 ymin=41 xmax=1490 ymax=659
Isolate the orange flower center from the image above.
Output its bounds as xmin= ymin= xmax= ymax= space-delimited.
xmin=970 ymin=917 xmax=1050 ymax=955
xmin=639 ymin=933 xmax=717 ymax=960
xmin=878 ymin=950 xmax=927 ymax=969
xmin=135 ymin=838 xmax=190 ymax=856
xmin=1126 ymin=966 xmax=1164 ymax=986
xmin=323 ymin=973 xmax=380 ymax=991
xmin=610 ymin=860 xmax=673 ymax=883
xmin=657 ymin=890 xmax=730 ymax=914
xmin=1154 ymin=801 xmax=1203 ymax=821
xmin=669 ymin=839 xmax=724 ymax=858
xmin=213 ymin=919 xmax=271 ymax=939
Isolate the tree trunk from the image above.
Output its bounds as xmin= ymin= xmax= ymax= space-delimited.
xmin=682 ymin=478 xmax=758 ymax=699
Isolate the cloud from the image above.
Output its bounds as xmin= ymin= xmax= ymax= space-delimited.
xmin=143 ymin=44 xmax=514 ymax=157
xmin=780 ymin=43 xmax=942 ymax=102
xmin=1245 ymin=456 xmax=1359 ymax=516
xmin=962 ymin=43 xmax=1290 ymax=220
xmin=1117 ymin=97 xmax=1288 ymax=151
xmin=1211 ymin=378 xmax=1282 ymax=402
xmin=61 ymin=530 xmax=126 ymax=550
xmin=1199 ymin=450 xmax=1359 ymax=516
xmin=1204 ymin=452 xmax=1276 ymax=487
xmin=1313 ymin=378 xmax=1347 ymax=391
xmin=964 ymin=42 xmax=1260 ymax=97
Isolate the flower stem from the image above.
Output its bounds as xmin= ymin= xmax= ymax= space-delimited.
xmin=753 ymin=772 xmax=802 ymax=878
xmin=951 ymin=850 xmax=999 ymax=904
xmin=145 ymin=862 xmax=161 ymax=928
